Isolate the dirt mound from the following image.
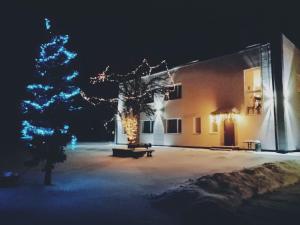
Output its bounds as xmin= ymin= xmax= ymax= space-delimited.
xmin=153 ymin=161 xmax=300 ymax=224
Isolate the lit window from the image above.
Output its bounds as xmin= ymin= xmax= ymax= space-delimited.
xmin=142 ymin=121 xmax=154 ymax=133
xmin=212 ymin=121 xmax=218 ymax=133
xmin=209 ymin=115 xmax=219 ymax=133
xmin=165 ymin=84 xmax=182 ymax=100
xmin=194 ymin=117 xmax=201 ymax=134
xmin=165 ymin=119 xmax=182 ymax=133
xmin=244 ymin=67 xmax=262 ymax=115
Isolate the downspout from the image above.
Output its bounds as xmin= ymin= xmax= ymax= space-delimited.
xmin=114 ymin=115 xmax=118 ymax=144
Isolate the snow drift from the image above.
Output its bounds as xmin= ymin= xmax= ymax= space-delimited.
xmin=153 ymin=161 xmax=300 ymax=213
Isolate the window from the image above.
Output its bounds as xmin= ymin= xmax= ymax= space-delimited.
xmin=193 ymin=117 xmax=201 ymax=134
xmin=211 ymin=121 xmax=218 ymax=133
xmin=209 ymin=115 xmax=219 ymax=133
xmin=165 ymin=119 xmax=182 ymax=133
xmin=244 ymin=67 xmax=262 ymax=115
xmin=142 ymin=121 xmax=154 ymax=133
xmin=165 ymin=84 xmax=182 ymax=100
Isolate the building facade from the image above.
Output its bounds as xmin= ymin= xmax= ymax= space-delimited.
xmin=115 ymin=34 xmax=300 ymax=152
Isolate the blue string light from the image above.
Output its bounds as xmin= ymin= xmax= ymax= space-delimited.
xmin=22 ymin=87 xmax=80 ymax=113
xmin=21 ymin=120 xmax=54 ymax=141
xmin=59 ymin=87 xmax=80 ymax=101
xmin=45 ymin=18 xmax=51 ymax=30
xmin=27 ymin=84 xmax=54 ymax=91
xmin=63 ymin=71 xmax=79 ymax=81
xmin=60 ymin=124 xmax=70 ymax=134
xmin=36 ymin=34 xmax=77 ymax=66
xmin=68 ymin=106 xmax=83 ymax=111
xmin=21 ymin=18 xmax=80 ymax=150
xmin=70 ymin=135 xmax=77 ymax=150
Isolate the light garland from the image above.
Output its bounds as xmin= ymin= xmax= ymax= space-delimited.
xmin=88 ymin=59 xmax=174 ymax=86
xmin=63 ymin=71 xmax=79 ymax=81
xmin=22 ymin=87 xmax=80 ymax=113
xmin=81 ymin=59 xmax=175 ymax=106
xmin=81 ymin=58 xmax=176 ymax=144
xmin=68 ymin=106 xmax=83 ymax=111
xmin=90 ymin=66 xmax=110 ymax=84
xmin=36 ymin=32 xmax=77 ymax=68
xmin=21 ymin=120 xmax=55 ymax=141
xmin=60 ymin=124 xmax=70 ymax=134
xmin=21 ymin=121 xmax=72 ymax=141
xmin=121 ymin=115 xmax=138 ymax=144
xmin=69 ymin=135 xmax=77 ymax=150
xmin=80 ymin=91 xmax=118 ymax=106
xmin=21 ymin=18 xmax=80 ymax=151
xmin=45 ymin=18 xmax=51 ymax=31
xmin=27 ymin=84 xmax=54 ymax=91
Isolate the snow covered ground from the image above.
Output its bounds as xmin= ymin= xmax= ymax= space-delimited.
xmin=1 ymin=143 xmax=300 ymax=225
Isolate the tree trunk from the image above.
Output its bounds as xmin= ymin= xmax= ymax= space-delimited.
xmin=134 ymin=114 xmax=140 ymax=145
xmin=44 ymin=160 xmax=53 ymax=186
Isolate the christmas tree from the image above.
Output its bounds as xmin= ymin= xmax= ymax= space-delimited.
xmin=21 ymin=18 xmax=80 ymax=185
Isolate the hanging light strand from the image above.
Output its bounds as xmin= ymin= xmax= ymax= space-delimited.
xmin=82 ymin=59 xmax=175 ymax=106
xmin=89 ymin=59 xmax=174 ymax=84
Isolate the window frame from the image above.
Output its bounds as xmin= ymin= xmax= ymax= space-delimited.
xmin=193 ymin=117 xmax=201 ymax=134
xmin=141 ymin=120 xmax=154 ymax=134
xmin=165 ymin=118 xmax=182 ymax=134
xmin=164 ymin=83 xmax=182 ymax=101
xmin=209 ymin=116 xmax=219 ymax=134
xmin=243 ymin=67 xmax=263 ymax=115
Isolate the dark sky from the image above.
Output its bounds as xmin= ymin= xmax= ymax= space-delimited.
xmin=1 ymin=0 xmax=300 ymax=145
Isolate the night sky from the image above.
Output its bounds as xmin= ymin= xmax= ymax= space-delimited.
xmin=1 ymin=0 xmax=300 ymax=146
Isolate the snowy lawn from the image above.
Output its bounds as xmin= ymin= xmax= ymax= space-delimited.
xmin=1 ymin=142 xmax=300 ymax=225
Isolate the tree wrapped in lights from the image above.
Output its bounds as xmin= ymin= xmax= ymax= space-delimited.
xmin=21 ymin=18 xmax=80 ymax=185
xmin=82 ymin=59 xmax=174 ymax=145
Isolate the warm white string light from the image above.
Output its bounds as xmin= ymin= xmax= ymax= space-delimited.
xmin=80 ymin=91 xmax=118 ymax=106
xmin=81 ymin=59 xmax=175 ymax=106
xmin=89 ymin=59 xmax=174 ymax=86
xmin=90 ymin=66 xmax=110 ymax=84
xmin=81 ymin=59 xmax=176 ymax=139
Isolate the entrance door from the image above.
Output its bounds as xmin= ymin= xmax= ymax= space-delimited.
xmin=224 ymin=119 xmax=235 ymax=146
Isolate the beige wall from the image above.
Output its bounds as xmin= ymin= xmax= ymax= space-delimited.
xmin=116 ymin=45 xmax=277 ymax=150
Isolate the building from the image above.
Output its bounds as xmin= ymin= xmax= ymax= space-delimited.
xmin=115 ymin=34 xmax=300 ymax=152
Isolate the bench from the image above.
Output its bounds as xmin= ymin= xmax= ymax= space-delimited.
xmin=137 ymin=149 xmax=154 ymax=157
xmin=0 ymin=171 xmax=20 ymax=187
xmin=127 ymin=143 xmax=152 ymax=149
xmin=112 ymin=148 xmax=155 ymax=158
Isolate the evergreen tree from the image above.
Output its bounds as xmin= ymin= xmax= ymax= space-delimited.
xmin=21 ymin=18 xmax=80 ymax=185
